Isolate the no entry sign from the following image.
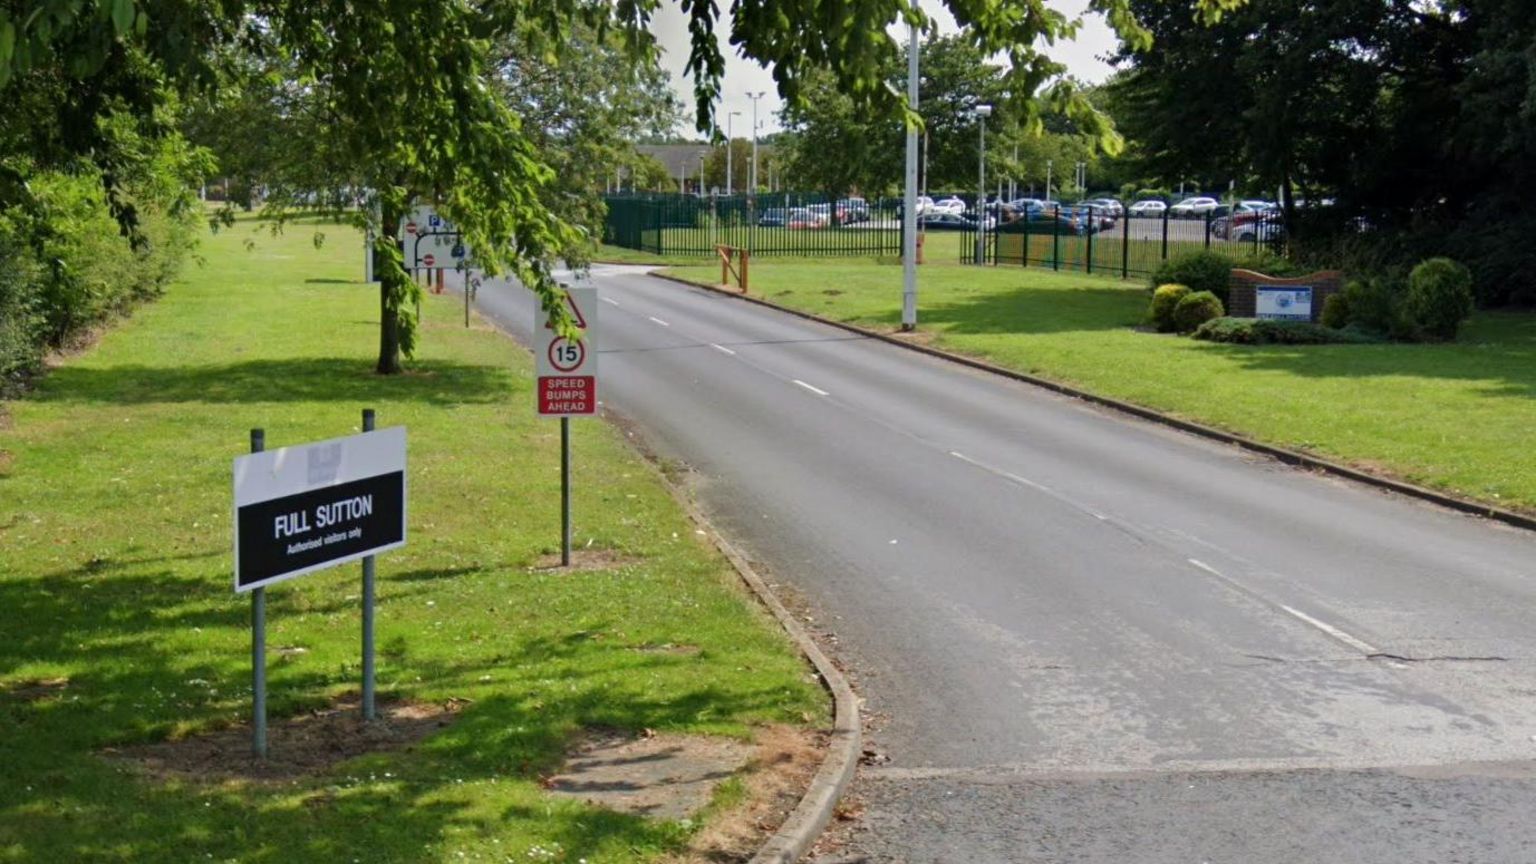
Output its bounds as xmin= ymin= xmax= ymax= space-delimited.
xmin=536 ymin=286 xmax=598 ymax=416
xmin=232 ymin=427 xmax=407 ymax=592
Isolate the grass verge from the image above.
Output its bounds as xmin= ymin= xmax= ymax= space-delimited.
xmin=659 ymin=257 xmax=1536 ymax=512
xmin=0 ymin=217 xmax=824 ymax=862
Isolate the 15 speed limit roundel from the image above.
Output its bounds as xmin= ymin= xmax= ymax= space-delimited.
xmin=548 ymin=337 xmax=585 ymax=372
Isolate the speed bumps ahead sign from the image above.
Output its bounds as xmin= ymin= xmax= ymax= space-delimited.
xmin=233 ymin=427 xmax=407 ymax=592
xmin=536 ymin=286 xmax=598 ymax=416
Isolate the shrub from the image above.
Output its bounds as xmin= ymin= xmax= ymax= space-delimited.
xmin=1149 ymin=283 xmax=1191 ymax=332
xmin=1173 ymin=290 xmax=1224 ymax=333
xmin=1320 ymin=292 xmax=1350 ymax=329
xmin=1341 ymin=273 xmax=1407 ymax=337
xmin=1404 ymin=257 xmax=1474 ymax=340
xmin=1192 ymin=317 xmax=1382 ymax=345
xmin=1150 ymin=250 xmax=1233 ymax=305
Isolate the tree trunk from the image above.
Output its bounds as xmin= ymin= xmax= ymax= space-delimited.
xmin=376 ymin=200 xmax=404 ymax=375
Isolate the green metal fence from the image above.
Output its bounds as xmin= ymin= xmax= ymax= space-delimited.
xmin=603 ymin=193 xmax=904 ymax=258
xmin=964 ymin=206 xmax=1286 ymax=277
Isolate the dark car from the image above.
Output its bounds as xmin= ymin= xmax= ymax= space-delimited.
xmin=918 ymin=212 xmax=985 ymax=231
xmin=996 ymin=208 xmax=1080 ymax=234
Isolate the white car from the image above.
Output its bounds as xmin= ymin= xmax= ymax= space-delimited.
xmin=1128 ymin=200 xmax=1167 ymax=216
xmin=1083 ymin=198 xmax=1123 ymax=217
xmin=1240 ymin=199 xmax=1277 ymax=211
xmin=1170 ymin=196 xmax=1219 ymax=217
xmin=932 ymin=197 xmax=967 ymax=215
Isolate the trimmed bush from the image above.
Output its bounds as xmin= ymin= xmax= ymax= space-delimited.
xmin=1173 ymin=290 xmax=1224 ymax=333
xmin=1149 ymin=283 xmax=1191 ymax=333
xmin=1320 ymin=292 xmax=1350 ymax=329
xmin=1150 ymin=250 xmax=1234 ymax=305
xmin=1193 ymin=317 xmax=1382 ymax=345
xmin=1404 ymin=257 xmax=1474 ymax=340
xmin=1341 ymin=274 xmax=1408 ymax=338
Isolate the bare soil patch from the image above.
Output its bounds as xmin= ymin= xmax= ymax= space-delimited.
xmin=529 ymin=548 xmax=643 ymax=572
xmin=672 ymin=725 xmax=826 ymax=863
xmin=105 ymin=696 xmax=464 ymax=784
xmin=544 ymin=729 xmax=754 ymax=821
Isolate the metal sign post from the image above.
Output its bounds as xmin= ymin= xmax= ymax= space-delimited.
xmin=561 ymin=417 xmax=572 ymax=566
xmin=360 ymin=408 xmax=377 ymax=721
xmin=250 ymin=428 xmax=267 ymax=759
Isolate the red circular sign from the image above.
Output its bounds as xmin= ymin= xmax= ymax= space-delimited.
xmin=548 ymin=337 xmax=585 ymax=372
xmin=422 ymin=254 xmax=436 ymax=266
xmin=405 ymin=222 xmax=418 ymax=235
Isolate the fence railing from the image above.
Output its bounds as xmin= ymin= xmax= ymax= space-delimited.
xmin=961 ymin=205 xmax=1286 ymax=277
xmin=603 ymin=193 xmax=905 ymax=258
xmin=603 ymin=195 xmax=1285 ymax=275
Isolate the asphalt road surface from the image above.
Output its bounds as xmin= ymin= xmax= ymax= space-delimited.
xmin=459 ymin=266 xmax=1536 ymax=863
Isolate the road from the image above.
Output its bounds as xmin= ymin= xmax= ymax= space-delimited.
xmin=460 ymin=265 xmax=1536 ymax=862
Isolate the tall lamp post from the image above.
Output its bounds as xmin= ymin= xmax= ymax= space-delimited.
xmin=725 ymin=110 xmax=741 ymax=195
xmin=901 ymin=22 xmax=920 ymax=330
xmin=974 ymin=104 xmax=992 ymax=265
xmin=747 ymin=92 xmax=765 ymax=194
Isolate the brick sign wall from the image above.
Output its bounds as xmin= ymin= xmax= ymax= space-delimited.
xmin=1228 ymin=270 xmax=1343 ymax=322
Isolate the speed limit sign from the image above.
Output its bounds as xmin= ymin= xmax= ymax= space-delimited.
xmin=535 ymin=286 xmax=597 ymax=417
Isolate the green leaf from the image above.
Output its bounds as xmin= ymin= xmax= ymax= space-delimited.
xmin=133 ymin=8 xmax=146 ymax=37
xmin=0 ymin=19 xmax=15 ymax=68
xmin=111 ymin=0 xmax=133 ymax=36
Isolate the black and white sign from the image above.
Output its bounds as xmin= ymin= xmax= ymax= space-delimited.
xmin=233 ymin=427 xmax=407 ymax=592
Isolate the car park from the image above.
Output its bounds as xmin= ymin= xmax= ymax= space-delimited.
xmin=1128 ymin=199 xmax=1167 ymax=217
xmin=1170 ymin=196 xmax=1220 ymax=217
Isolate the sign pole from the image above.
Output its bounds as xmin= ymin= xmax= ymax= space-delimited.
xmin=360 ymin=408 xmax=377 ymax=721
xmin=250 ymin=427 xmax=268 ymax=759
xmin=561 ymin=416 xmax=572 ymax=567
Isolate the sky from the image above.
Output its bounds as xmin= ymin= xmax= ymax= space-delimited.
xmin=649 ymin=0 xmax=1120 ymax=139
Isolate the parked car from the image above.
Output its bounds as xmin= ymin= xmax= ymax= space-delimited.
xmin=1210 ymin=203 xmax=1271 ymax=239
xmin=919 ymin=212 xmax=993 ymax=231
xmin=996 ymin=208 xmax=1082 ymax=235
xmin=1083 ymin=198 xmax=1124 ymax=217
xmin=1170 ymin=196 xmax=1220 ymax=217
xmin=1128 ymin=199 xmax=1167 ymax=217
xmin=932 ymin=197 xmax=967 ymax=215
xmin=786 ymin=207 xmax=826 ymax=229
xmin=836 ymin=198 xmax=871 ymax=224
xmin=758 ymin=208 xmax=788 ymax=227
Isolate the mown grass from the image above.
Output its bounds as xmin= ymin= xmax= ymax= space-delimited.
xmin=660 ymin=257 xmax=1536 ymax=512
xmin=0 ymin=217 xmax=823 ymax=862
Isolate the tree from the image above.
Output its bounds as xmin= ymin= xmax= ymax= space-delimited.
xmin=702 ymin=139 xmax=755 ymax=194
xmin=1105 ymin=0 xmax=1536 ymax=302
xmin=3 ymin=0 xmax=1247 ymax=372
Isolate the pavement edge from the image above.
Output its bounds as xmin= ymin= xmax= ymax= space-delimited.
xmin=649 ymin=270 xmax=1536 ymax=534
xmin=614 ymin=416 xmax=863 ymax=863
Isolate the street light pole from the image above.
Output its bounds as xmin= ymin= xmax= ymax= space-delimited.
xmin=1047 ymin=159 xmax=1053 ymax=203
xmin=975 ymin=104 xmax=992 ymax=265
xmin=747 ymin=92 xmax=765 ymax=194
xmin=901 ymin=23 xmax=920 ymax=331
xmin=725 ymin=110 xmax=741 ymax=195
